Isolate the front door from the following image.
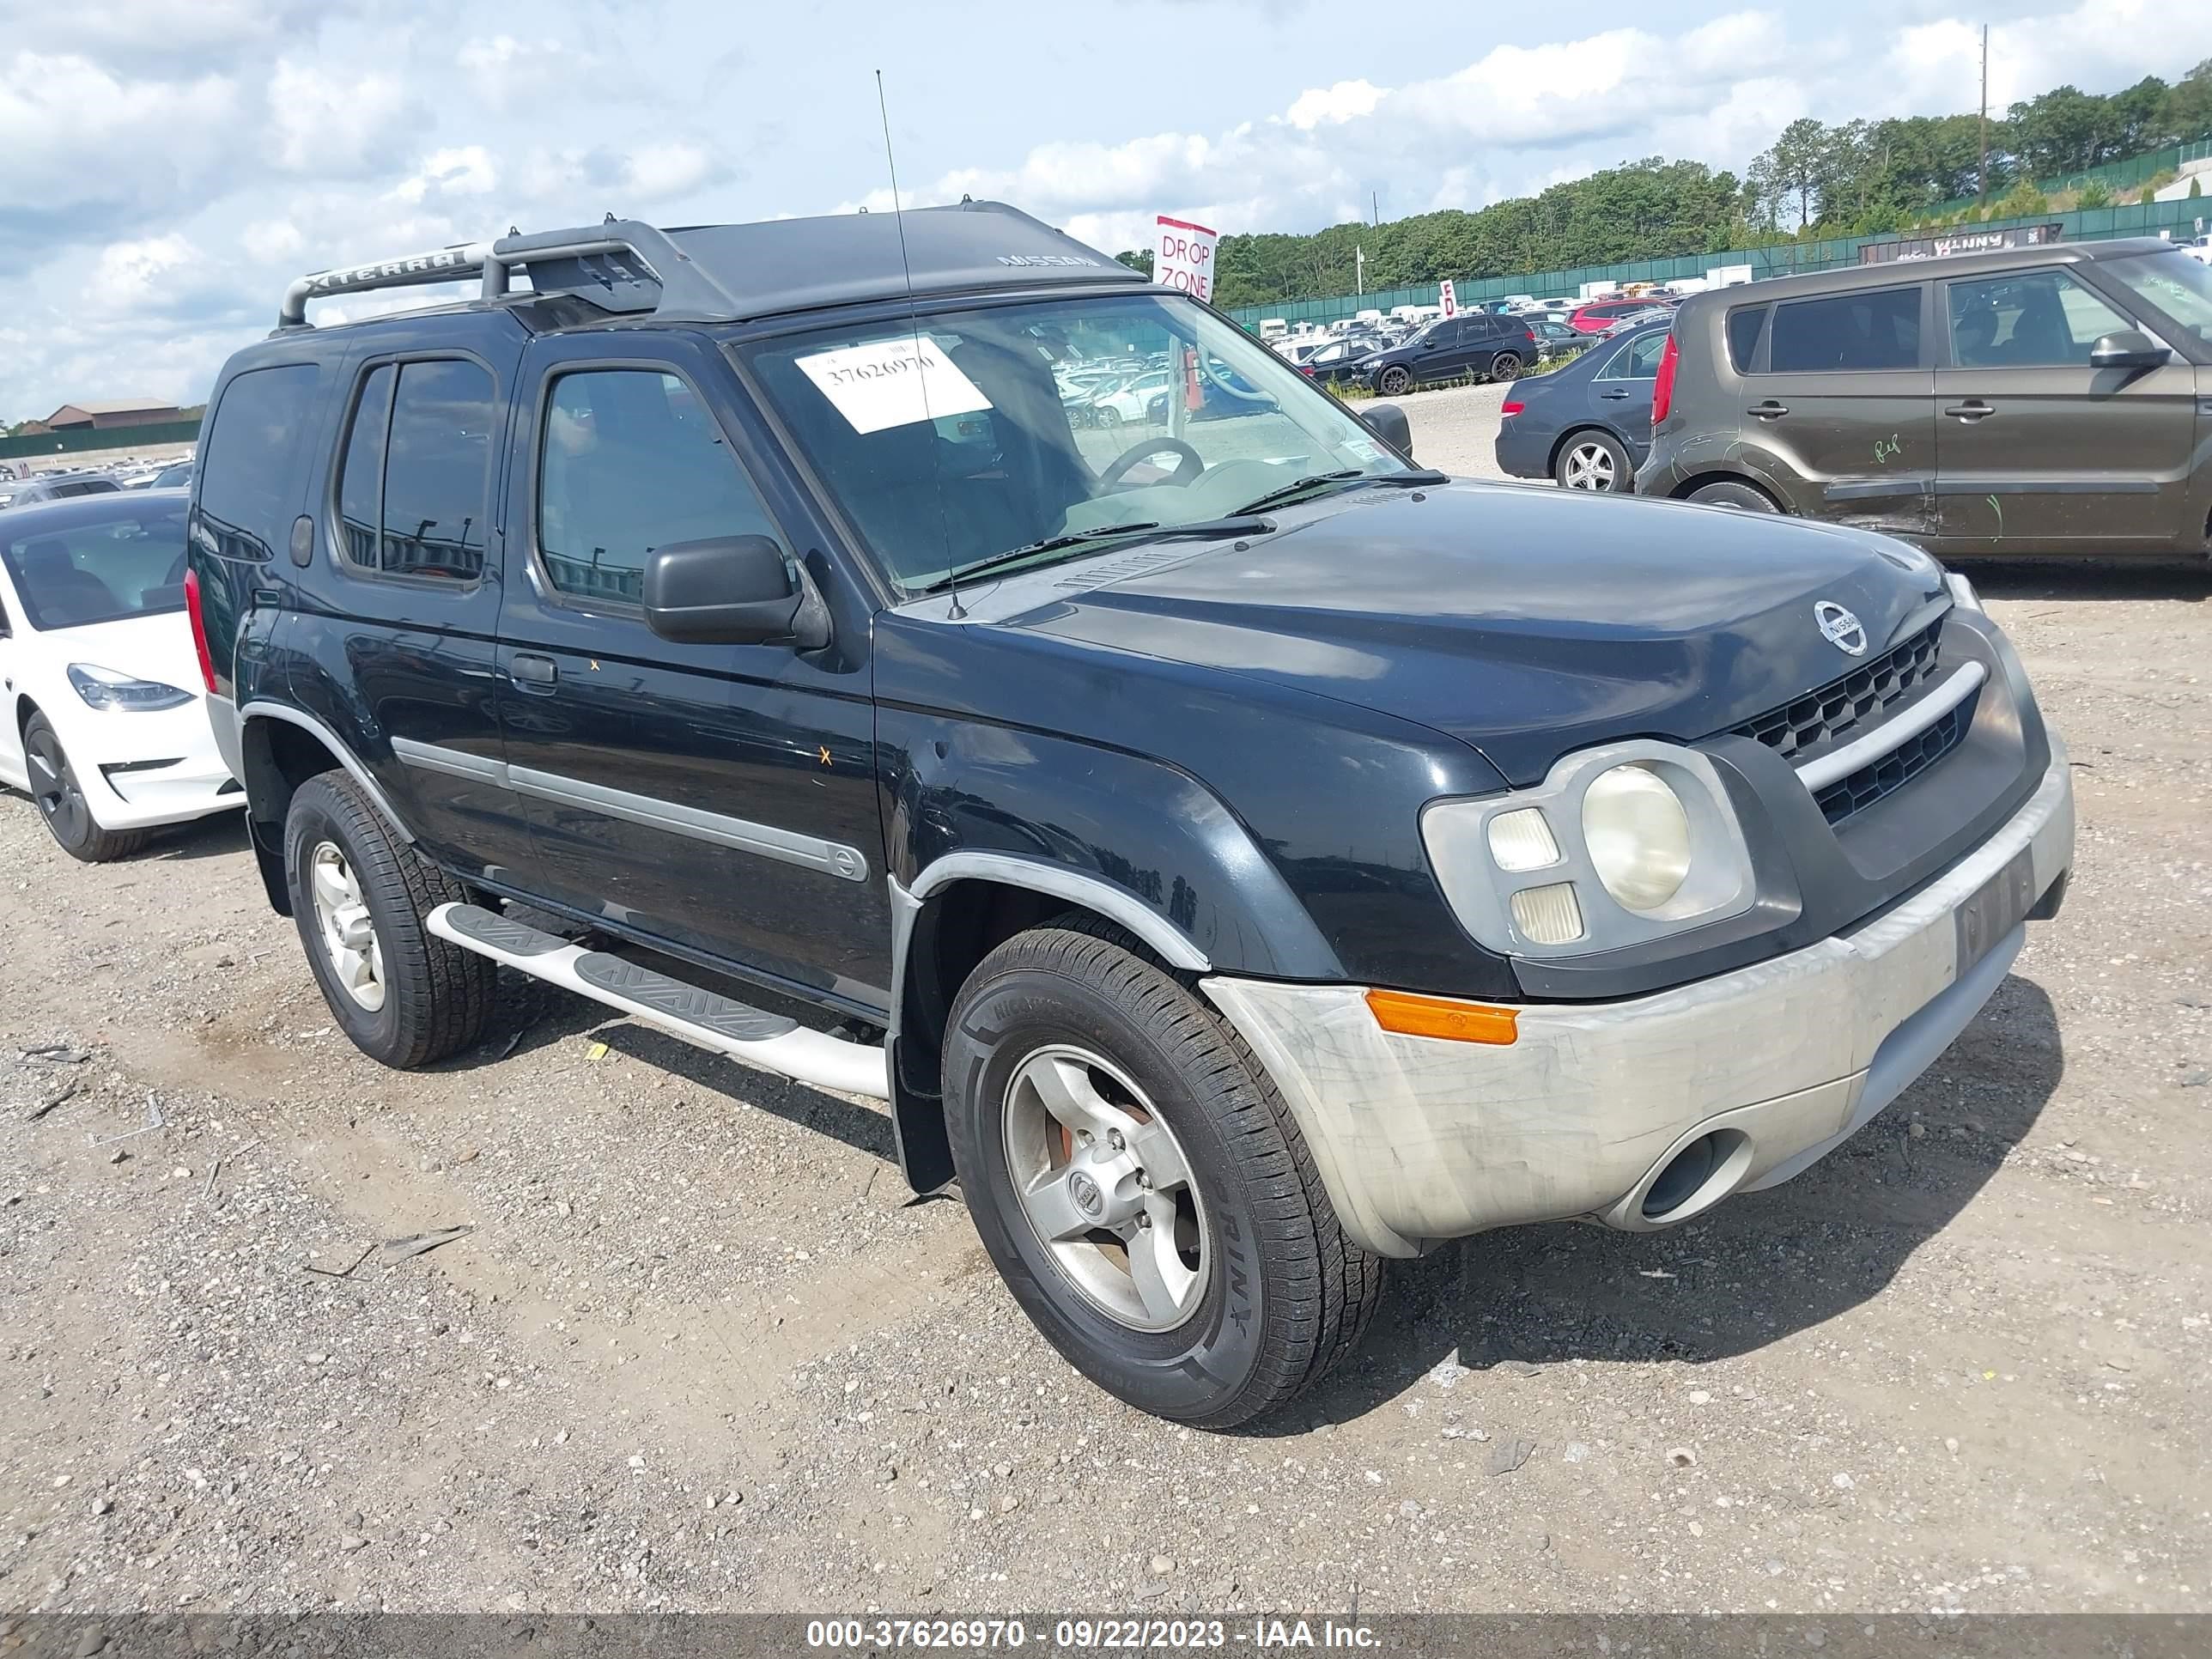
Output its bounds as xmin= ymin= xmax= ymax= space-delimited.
xmin=1933 ymin=264 xmax=2201 ymax=551
xmin=1749 ymin=281 xmax=1937 ymax=539
xmin=495 ymin=336 xmax=892 ymax=1014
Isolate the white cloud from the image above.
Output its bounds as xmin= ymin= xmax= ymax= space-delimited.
xmin=4 ymin=0 xmax=2211 ymax=421
xmin=267 ymin=58 xmax=411 ymax=174
xmin=0 ymin=52 xmax=237 ymax=212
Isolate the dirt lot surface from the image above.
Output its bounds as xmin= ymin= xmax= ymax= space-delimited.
xmin=3 ymin=399 xmax=2208 ymax=1617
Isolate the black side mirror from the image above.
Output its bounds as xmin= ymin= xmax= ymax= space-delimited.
xmin=642 ymin=535 xmax=829 ymax=647
xmin=2088 ymin=329 xmax=2170 ymax=369
xmin=1361 ymin=403 xmax=1414 ymax=461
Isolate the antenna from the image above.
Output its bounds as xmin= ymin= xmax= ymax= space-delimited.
xmin=877 ymin=69 xmax=964 ymax=618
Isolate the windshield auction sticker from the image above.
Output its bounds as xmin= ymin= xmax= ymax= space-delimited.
xmin=796 ymin=334 xmax=993 ymax=434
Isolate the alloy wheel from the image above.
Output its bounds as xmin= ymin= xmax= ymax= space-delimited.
xmin=1001 ymin=1043 xmax=1209 ymax=1332
xmin=25 ymin=726 xmax=88 ymax=848
xmin=1562 ymin=441 xmax=1619 ymax=490
xmin=308 ymin=841 xmax=387 ymax=1012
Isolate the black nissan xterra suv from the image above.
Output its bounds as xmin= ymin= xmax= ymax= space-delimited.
xmin=188 ymin=203 xmax=2074 ymax=1427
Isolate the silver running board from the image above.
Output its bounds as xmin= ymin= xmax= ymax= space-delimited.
xmin=426 ymin=902 xmax=889 ymax=1099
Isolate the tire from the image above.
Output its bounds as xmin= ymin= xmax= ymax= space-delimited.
xmin=1095 ymin=405 xmax=1122 ymax=429
xmin=21 ymin=713 xmax=149 ymax=862
xmin=1687 ymin=478 xmax=1782 ymax=514
xmin=1376 ymin=366 xmax=1413 ymax=397
xmin=283 ymin=769 xmax=492 ymax=1068
xmin=1555 ymin=430 xmax=1632 ymax=493
xmin=1488 ymin=351 xmax=1522 ymax=381
xmin=942 ymin=917 xmax=1383 ymax=1428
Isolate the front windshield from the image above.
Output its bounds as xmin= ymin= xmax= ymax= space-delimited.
xmin=2104 ymin=249 xmax=2212 ymax=349
xmin=739 ymin=290 xmax=1410 ymax=594
xmin=0 ymin=503 xmax=189 ymax=630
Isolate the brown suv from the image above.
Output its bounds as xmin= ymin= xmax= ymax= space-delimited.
xmin=1637 ymin=236 xmax=2212 ymax=556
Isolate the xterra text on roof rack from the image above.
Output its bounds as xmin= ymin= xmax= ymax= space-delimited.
xmin=186 ymin=202 xmax=2073 ymax=1426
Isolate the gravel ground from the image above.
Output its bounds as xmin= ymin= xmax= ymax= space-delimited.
xmin=3 ymin=396 xmax=2208 ymax=1617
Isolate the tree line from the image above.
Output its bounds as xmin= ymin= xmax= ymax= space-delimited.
xmin=1115 ymin=58 xmax=2212 ymax=311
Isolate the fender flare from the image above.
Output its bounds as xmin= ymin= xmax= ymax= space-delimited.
xmin=238 ymin=700 xmax=414 ymax=842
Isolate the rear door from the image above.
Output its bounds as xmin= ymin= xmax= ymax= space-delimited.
xmin=1933 ymin=264 xmax=2200 ymax=550
xmin=1749 ymin=281 xmax=1937 ymax=538
xmin=495 ymin=334 xmax=892 ymax=1012
xmin=1589 ymin=328 xmax=1668 ymax=463
xmin=293 ymin=334 xmax=538 ymax=878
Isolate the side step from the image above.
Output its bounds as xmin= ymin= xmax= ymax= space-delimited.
xmin=427 ymin=903 xmax=889 ymax=1100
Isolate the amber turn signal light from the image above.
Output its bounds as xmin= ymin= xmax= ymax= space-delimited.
xmin=1364 ymin=988 xmax=1519 ymax=1045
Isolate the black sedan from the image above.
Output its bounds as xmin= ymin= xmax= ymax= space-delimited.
xmin=1492 ymin=322 xmax=1669 ymax=493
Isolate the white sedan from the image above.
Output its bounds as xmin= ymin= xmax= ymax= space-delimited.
xmin=0 ymin=489 xmax=239 ymax=860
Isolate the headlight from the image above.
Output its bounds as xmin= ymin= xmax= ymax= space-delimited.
xmin=1421 ymin=739 xmax=1757 ymax=959
xmin=67 ymin=663 xmax=193 ymax=712
xmin=1582 ymin=763 xmax=1692 ymax=912
xmin=1945 ymin=570 xmax=1984 ymax=612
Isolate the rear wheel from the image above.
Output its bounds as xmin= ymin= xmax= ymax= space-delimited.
xmin=283 ymin=770 xmax=491 ymax=1068
xmin=1376 ymin=366 xmax=1413 ymax=397
xmin=1556 ymin=430 xmax=1632 ymax=493
xmin=22 ymin=713 xmax=149 ymax=862
xmin=942 ymin=918 xmax=1382 ymax=1428
xmin=1687 ymin=478 xmax=1782 ymax=514
xmin=1488 ymin=350 xmax=1522 ymax=381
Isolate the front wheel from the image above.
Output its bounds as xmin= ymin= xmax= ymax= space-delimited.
xmin=283 ymin=770 xmax=492 ymax=1068
xmin=942 ymin=919 xmax=1382 ymax=1428
xmin=22 ymin=713 xmax=149 ymax=862
xmin=1375 ymin=366 xmax=1413 ymax=397
xmin=1093 ymin=405 xmax=1122 ymax=429
xmin=1686 ymin=478 xmax=1782 ymax=514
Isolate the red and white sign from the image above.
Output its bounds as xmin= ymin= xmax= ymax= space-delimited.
xmin=1154 ymin=215 xmax=1218 ymax=302
xmin=1438 ymin=279 xmax=1458 ymax=318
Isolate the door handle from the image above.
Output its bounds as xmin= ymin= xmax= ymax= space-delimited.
xmin=1748 ymin=400 xmax=1788 ymax=419
xmin=1600 ymin=388 xmax=1632 ymax=400
xmin=1944 ymin=400 xmax=1994 ymax=421
xmin=509 ymin=653 xmax=558 ymax=689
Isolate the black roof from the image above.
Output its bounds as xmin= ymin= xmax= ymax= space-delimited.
xmin=283 ymin=200 xmax=1148 ymax=334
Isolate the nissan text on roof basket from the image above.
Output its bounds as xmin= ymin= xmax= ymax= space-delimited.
xmin=186 ymin=202 xmax=2073 ymax=1426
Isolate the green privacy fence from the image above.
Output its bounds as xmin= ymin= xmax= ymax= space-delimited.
xmin=1919 ymin=142 xmax=2201 ymax=220
xmin=1228 ymin=198 xmax=2212 ymax=331
xmin=0 ymin=419 xmax=201 ymax=463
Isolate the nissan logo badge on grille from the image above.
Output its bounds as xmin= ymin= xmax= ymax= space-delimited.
xmin=1814 ymin=601 xmax=1869 ymax=657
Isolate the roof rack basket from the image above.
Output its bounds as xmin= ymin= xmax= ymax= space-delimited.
xmin=276 ymin=219 xmax=750 ymax=330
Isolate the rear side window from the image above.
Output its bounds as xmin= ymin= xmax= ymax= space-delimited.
xmin=334 ymin=359 xmax=495 ymax=581
xmin=198 ymin=364 xmax=321 ymax=558
xmin=1769 ymin=287 xmax=1922 ymax=373
xmin=536 ymin=368 xmax=783 ymax=605
xmin=1599 ymin=331 xmax=1669 ymax=380
xmin=1726 ymin=306 xmax=1768 ymax=372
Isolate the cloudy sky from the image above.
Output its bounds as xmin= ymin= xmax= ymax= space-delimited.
xmin=2 ymin=0 xmax=2206 ymax=421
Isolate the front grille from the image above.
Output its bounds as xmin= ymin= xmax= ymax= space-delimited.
xmin=1731 ymin=622 xmax=1943 ymax=761
xmin=1809 ymin=690 xmax=1977 ymax=823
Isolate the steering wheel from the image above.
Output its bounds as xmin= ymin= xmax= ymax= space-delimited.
xmin=1098 ymin=438 xmax=1205 ymax=491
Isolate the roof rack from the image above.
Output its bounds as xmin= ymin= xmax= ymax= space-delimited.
xmin=276 ymin=218 xmax=745 ymax=330
xmin=276 ymin=203 xmax=1147 ymax=332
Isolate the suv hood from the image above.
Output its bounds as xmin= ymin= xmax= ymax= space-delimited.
xmin=1017 ymin=483 xmax=1946 ymax=784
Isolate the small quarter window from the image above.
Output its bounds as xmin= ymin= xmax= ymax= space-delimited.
xmin=536 ymin=368 xmax=783 ymax=605
xmin=198 ymin=364 xmax=321 ymax=560
xmin=1726 ymin=306 xmax=1768 ymax=372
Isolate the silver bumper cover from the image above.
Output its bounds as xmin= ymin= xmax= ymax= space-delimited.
xmin=1203 ymin=742 xmax=2075 ymax=1258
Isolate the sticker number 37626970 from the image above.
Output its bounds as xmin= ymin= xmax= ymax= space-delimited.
xmin=794 ymin=334 xmax=994 ymax=434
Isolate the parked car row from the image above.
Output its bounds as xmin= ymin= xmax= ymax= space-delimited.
xmin=1492 ymin=235 xmax=2212 ymax=562
xmin=0 ymin=456 xmax=196 ymax=512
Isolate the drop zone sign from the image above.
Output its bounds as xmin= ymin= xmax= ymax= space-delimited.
xmin=1155 ymin=216 xmax=1219 ymax=301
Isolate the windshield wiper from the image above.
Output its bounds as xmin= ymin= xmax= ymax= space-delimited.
xmin=916 ymin=514 xmax=1274 ymax=595
xmin=1230 ymin=468 xmax=1449 ymax=516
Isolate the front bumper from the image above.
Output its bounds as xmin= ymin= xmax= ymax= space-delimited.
xmin=60 ymin=696 xmax=240 ymax=830
xmin=1203 ymin=740 xmax=2074 ymax=1258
